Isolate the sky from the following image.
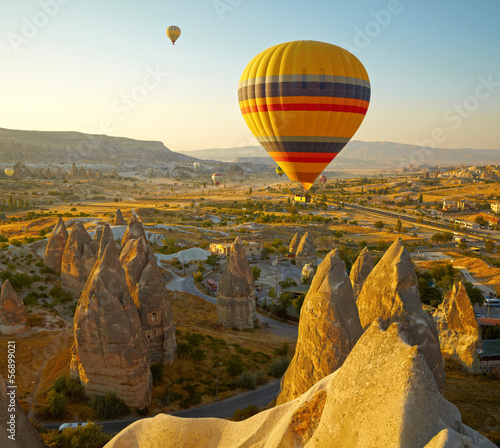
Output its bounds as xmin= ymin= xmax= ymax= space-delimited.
xmin=1 ymin=0 xmax=499 ymax=152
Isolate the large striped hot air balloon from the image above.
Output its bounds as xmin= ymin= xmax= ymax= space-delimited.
xmin=238 ymin=40 xmax=370 ymax=191
xmin=212 ymin=173 xmax=223 ymax=186
xmin=4 ymin=168 xmax=14 ymax=178
xmin=166 ymin=25 xmax=181 ymax=45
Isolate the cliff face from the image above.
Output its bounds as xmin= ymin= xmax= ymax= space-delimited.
xmin=277 ymin=250 xmax=362 ymax=405
xmin=433 ymin=282 xmax=482 ymax=372
xmin=0 ymin=127 xmax=195 ymax=164
xmin=70 ymin=235 xmax=152 ymax=408
xmin=356 ymin=238 xmax=445 ymax=394
xmin=120 ymin=221 xmax=177 ymax=364
xmin=216 ymin=237 xmax=256 ymax=329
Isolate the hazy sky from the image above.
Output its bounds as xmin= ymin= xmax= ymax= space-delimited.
xmin=2 ymin=0 xmax=499 ymax=152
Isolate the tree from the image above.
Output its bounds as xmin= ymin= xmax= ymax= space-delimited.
xmin=226 ymin=356 xmax=244 ymax=379
xmin=463 ymin=281 xmax=484 ymax=306
xmin=395 ymin=219 xmax=402 ymax=233
xmin=374 ymin=220 xmax=384 ymax=229
xmin=248 ymin=187 xmax=253 ymax=195
xmin=475 ymin=215 xmax=487 ymax=227
xmin=46 ymin=391 xmax=68 ymax=418
xmin=205 ymin=254 xmax=220 ymax=267
xmin=193 ymin=271 xmax=203 ymax=283
xmin=191 ymin=347 xmax=207 ymax=363
xmin=251 ymin=265 xmax=261 ymax=282
xmin=418 ymin=193 xmax=423 ymax=203
xmin=484 ymin=239 xmax=496 ymax=252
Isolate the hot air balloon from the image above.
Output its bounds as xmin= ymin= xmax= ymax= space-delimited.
xmin=212 ymin=173 xmax=223 ymax=187
xmin=275 ymin=166 xmax=285 ymax=178
xmin=166 ymin=25 xmax=181 ymax=45
xmin=194 ymin=162 xmax=200 ymax=170
xmin=238 ymin=40 xmax=370 ymax=191
xmin=319 ymin=175 xmax=327 ymax=185
xmin=4 ymin=168 xmax=14 ymax=178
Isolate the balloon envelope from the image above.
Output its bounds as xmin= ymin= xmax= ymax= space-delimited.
xmin=212 ymin=173 xmax=223 ymax=186
xmin=167 ymin=25 xmax=181 ymax=45
xmin=4 ymin=168 xmax=14 ymax=178
xmin=319 ymin=175 xmax=327 ymax=184
xmin=275 ymin=166 xmax=285 ymax=177
xmin=239 ymin=40 xmax=370 ymax=190
xmin=194 ymin=162 xmax=200 ymax=169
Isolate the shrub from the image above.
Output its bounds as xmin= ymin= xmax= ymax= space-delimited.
xmin=273 ymin=342 xmax=289 ymax=358
xmin=90 ymin=393 xmax=130 ymax=419
xmin=52 ymin=375 xmax=85 ymax=401
xmin=268 ymin=357 xmax=290 ymax=378
xmin=236 ymin=371 xmax=256 ymax=390
xmin=46 ymin=391 xmax=68 ymax=418
xmin=10 ymin=239 xmax=22 ymax=247
xmin=49 ymin=286 xmax=73 ymax=304
xmin=256 ymin=371 xmax=267 ymax=385
xmin=0 ymin=271 xmax=34 ymax=290
xmin=23 ymin=292 xmax=40 ymax=307
xmin=226 ymin=356 xmax=244 ymax=379
xmin=0 ymin=234 xmax=8 ymax=242
xmin=43 ymin=423 xmax=111 ymax=448
xmin=233 ymin=404 xmax=259 ymax=421
xmin=179 ymin=393 xmax=202 ymax=409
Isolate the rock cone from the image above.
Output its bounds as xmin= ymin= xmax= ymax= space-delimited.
xmin=216 ymin=237 xmax=256 ymax=329
xmin=433 ymin=282 xmax=482 ymax=372
xmin=0 ymin=374 xmax=45 ymax=448
xmin=356 ymin=238 xmax=445 ymax=393
xmin=44 ymin=217 xmax=68 ymax=273
xmin=115 ymin=209 xmax=126 ymax=225
xmin=121 ymin=215 xmax=145 ymax=249
xmin=277 ymin=249 xmax=363 ymax=405
xmin=70 ymin=234 xmax=152 ymax=408
xmin=349 ymin=246 xmax=374 ymax=298
xmin=0 ymin=280 xmax=29 ymax=335
xmin=104 ymin=321 xmax=495 ymax=448
xmin=289 ymin=230 xmax=304 ymax=254
xmin=61 ymin=221 xmax=97 ymax=294
xmin=295 ymin=232 xmax=316 ymax=268
xmin=120 ymin=229 xmax=177 ymax=364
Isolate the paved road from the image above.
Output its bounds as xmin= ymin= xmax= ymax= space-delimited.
xmin=165 ymin=272 xmax=298 ymax=339
xmin=44 ymin=380 xmax=281 ymax=435
xmin=343 ymin=202 xmax=500 ymax=243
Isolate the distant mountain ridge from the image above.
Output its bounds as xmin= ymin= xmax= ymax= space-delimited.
xmin=181 ymin=141 xmax=500 ymax=169
xmin=0 ymin=127 xmax=196 ymax=165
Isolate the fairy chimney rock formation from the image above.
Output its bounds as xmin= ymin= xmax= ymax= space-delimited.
xmin=44 ymin=217 xmax=68 ymax=273
xmin=114 ymin=208 xmax=126 ymax=225
xmin=104 ymin=321 xmax=496 ymax=448
xmin=67 ymin=162 xmax=78 ymax=179
xmin=61 ymin=221 xmax=97 ymax=294
xmin=121 ymin=215 xmax=145 ymax=249
xmin=349 ymin=247 xmax=375 ymax=298
xmin=295 ymin=232 xmax=316 ymax=268
xmin=0 ymin=374 xmax=45 ymax=448
xmin=356 ymin=238 xmax=445 ymax=394
xmin=70 ymin=236 xmax=152 ymax=409
xmin=216 ymin=237 xmax=256 ymax=329
xmin=289 ymin=230 xmax=304 ymax=254
xmin=0 ymin=280 xmax=29 ymax=335
xmin=120 ymin=224 xmax=177 ymax=364
xmin=277 ymin=249 xmax=363 ymax=405
xmin=301 ymin=263 xmax=315 ymax=280
xmin=433 ymin=282 xmax=482 ymax=372
xmin=111 ymin=168 xmax=118 ymax=178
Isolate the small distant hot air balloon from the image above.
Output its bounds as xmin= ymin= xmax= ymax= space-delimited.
xmin=110 ymin=155 xmax=116 ymax=160
xmin=5 ymin=168 xmax=14 ymax=178
xmin=212 ymin=173 xmax=223 ymax=187
xmin=319 ymin=175 xmax=327 ymax=185
xmin=194 ymin=162 xmax=200 ymax=170
xmin=276 ymin=166 xmax=285 ymax=178
xmin=239 ymin=40 xmax=370 ymax=191
xmin=166 ymin=25 xmax=181 ymax=45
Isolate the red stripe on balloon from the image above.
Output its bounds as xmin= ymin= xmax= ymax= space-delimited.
xmin=241 ymin=103 xmax=368 ymax=115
